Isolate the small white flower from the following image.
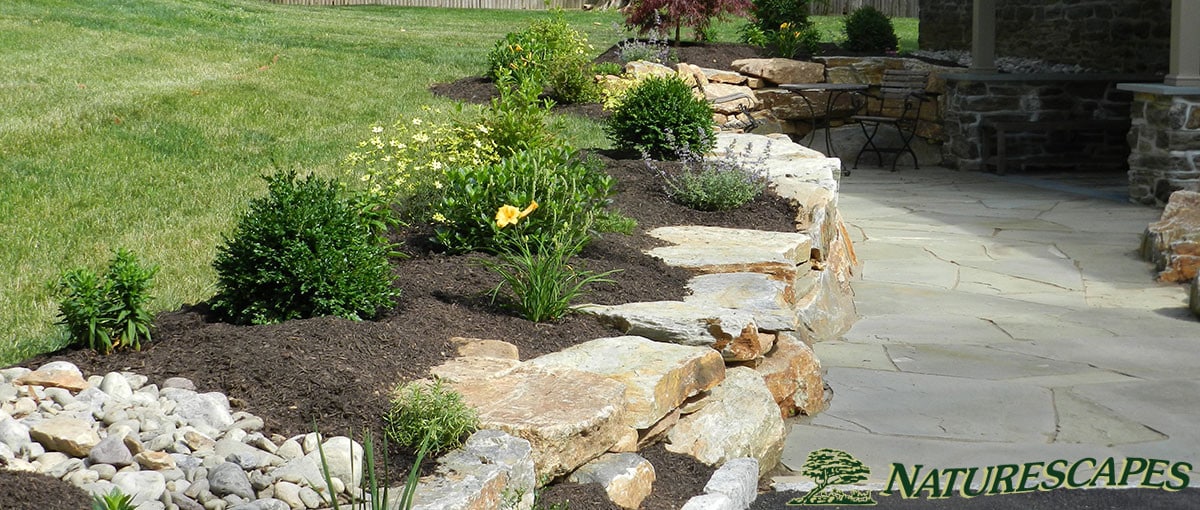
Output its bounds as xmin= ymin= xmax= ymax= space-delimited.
xmin=371 ymin=126 xmax=384 ymax=133
xmin=412 ymin=118 xmax=423 ymax=126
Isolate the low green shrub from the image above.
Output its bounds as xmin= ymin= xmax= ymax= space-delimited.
xmin=431 ymin=147 xmax=614 ymax=254
xmin=593 ymin=210 xmax=638 ymax=234
xmin=54 ymin=249 xmax=157 ymax=355
xmin=211 ymin=172 xmax=397 ymax=325
xmin=842 ymin=6 xmax=898 ymax=53
xmin=605 ymin=76 xmax=715 ymax=160
xmin=650 ymin=141 xmax=768 ymax=211
xmin=483 ymin=70 xmax=561 ymax=158
xmin=547 ymin=59 xmax=602 ymax=106
xmin=592 ymin=61 xmax=624 ymax=77
xmin=486 ymin=13 xmax=597 ymax=105
xmin=384 ymin=380 xmax=478 ymax=454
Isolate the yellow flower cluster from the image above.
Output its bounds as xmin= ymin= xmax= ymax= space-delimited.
xmin=495 ymin=201 xmax=538 ymax=228
xmin=343 ymin=108 xmax=501 ymax=213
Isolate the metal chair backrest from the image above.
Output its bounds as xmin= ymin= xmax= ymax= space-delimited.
xmin=874 ymin=69 xmax=931 ymax=120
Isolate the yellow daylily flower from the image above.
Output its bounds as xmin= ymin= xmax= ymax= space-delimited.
xmin=495 ymin=200 xmax=539 ymax=228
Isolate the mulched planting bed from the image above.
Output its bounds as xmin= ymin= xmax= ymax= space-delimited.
xmin=8 ymin=42 xmax=799 ymax=508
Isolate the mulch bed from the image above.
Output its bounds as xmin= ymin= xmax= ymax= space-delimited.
xmin=6 ymin=42 xmax=798 ymax=509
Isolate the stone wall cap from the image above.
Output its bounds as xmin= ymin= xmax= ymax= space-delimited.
xmin=943 ymin=72 xmax=1160 ymax=83
xmin=1116 ymin=82 xmax=1200 ymax=96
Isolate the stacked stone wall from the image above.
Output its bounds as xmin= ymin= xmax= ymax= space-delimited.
xmin=941 ymin=77 xmax=1133 ymax=171
xmin=919 ymin=0 xmax=1170 ymax=74
xmin=1128 ymin=93 xmax=1200 ymax=205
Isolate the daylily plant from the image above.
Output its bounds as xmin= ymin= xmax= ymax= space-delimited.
xmin=495 ymin=201 xmax=538 ymax=228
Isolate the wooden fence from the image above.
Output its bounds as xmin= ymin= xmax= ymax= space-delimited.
xmin=266 ymin=0 xmax=917 ymax=17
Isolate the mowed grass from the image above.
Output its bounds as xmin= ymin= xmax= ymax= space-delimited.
xmin=0 ymin=0 xmax=916 ymax=366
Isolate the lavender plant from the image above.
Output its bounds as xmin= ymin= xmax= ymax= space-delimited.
xmin=646 ymin=137 xmax=770 ymax=211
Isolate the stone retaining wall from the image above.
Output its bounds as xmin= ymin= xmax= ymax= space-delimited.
xmin=940 ymin=74 xmax=1139 ymax=172
xmin=919 ymin=0 xmax=1171 ymax=74
xmin=1127 ymin=92 xmax=1200 ymax=205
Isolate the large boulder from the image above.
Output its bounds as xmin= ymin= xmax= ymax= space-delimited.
xmin=1142 ymin=190 xmax=1200 ymax=283
xmin=732 ymin=58 xmax=825 ymax=86
xmin=753 ymin=333 xmax=826 ymax=417
xmin=528 ymin=336 xmax=725 ymax=429
xmin=448 ymin=365 xmax=629 ymax=480
xmin=665 ymin=368 xmax=786 ymax=475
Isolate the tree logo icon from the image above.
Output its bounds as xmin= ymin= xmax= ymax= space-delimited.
xmin=787 ymin=448 xmax=877 ymax=506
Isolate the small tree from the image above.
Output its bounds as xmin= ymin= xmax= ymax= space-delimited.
xmin=799 ymin=448 xmax=871 ymax=504
xmin=625 ymin=0 xmax=752 ymax=45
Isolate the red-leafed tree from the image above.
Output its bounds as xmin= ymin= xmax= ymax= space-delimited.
xmin=625 ymin=0 xmax=752 ymax=45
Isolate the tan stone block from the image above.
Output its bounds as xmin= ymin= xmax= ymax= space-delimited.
xmin=665 ymin=368 xmax=786 ymax=475
xmin=29 ymin=418 xmax=100 ymax=457
xmin=135 ymin=451 xmax=176 ymax=470
xmin=731 ymin=58 xmax=824 ymax=86
xmin=15 ymin=362 xmax=89 ymax=393
xmin=450 ymin=337 xmax=520 ymax=360
xmin=568 ymin=453 xmax=656 ymax=510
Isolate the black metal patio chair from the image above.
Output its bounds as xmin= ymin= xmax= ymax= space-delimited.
xmin=850 ymin=69 xmax=936 ymax=171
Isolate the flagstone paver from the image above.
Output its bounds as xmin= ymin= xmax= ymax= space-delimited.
xmin=781 ymin=167 xmax=1200 ymax=488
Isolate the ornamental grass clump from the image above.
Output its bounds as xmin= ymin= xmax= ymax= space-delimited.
xmin=484 ymin=203 xmax=619 ymax=322
xmin=54 ymin=249 xmax=157 ymax=355
xmin=605 ymin=75 xmax=715 ymax=160
xmin=212 ymin=171 xmax=397 ymax=325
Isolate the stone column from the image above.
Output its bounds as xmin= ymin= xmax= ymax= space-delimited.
xmin=1165 ymin=0 xmax=1200 ymax=87
xmin=969 ymin=0 xmax=997 ymax=73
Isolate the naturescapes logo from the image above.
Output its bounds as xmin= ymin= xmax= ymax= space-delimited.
xmin=883 ymin=457 xmax=1192 ymax=498
xmin=787 ymin=449 xmax=877 ymax=506
xmin=787 ymin=450 xmax=1193 ymax=506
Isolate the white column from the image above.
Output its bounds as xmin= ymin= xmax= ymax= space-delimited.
xmin=1165 ymin=0 xmax=1200 ymax=86
xmin=970 ymin=0 xmax=997 ymax=73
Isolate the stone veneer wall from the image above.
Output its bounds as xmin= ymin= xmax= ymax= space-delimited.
xmin=941 ymin=75 xmax=1137 ymax=171
xmin=1128 ymin=93 xmax=1200 ymax=205
xmin=920 ymin=0 xmax=1170 ymax=74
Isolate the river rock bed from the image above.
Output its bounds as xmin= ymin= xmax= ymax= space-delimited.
xmin=1 ymin=361 xmax=364 ymax=510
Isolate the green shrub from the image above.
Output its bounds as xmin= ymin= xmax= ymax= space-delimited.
xmin=344 ymin=109 xmax=501 ymax=226
xmin=547 ymin=58 xmax=602 ymax=105
xmin=486 ymin=14 xmax=590 ymax=83
xmin=54 ymin=249 xmax=157 ymax=355
xmin=605 ymin=76 xmax=715 ymax=160
xmin=650 ymin=140 xmax=768 ymax=211
xmin=384 ymin=380 xmax=478 ymax=454
xmin=842 ymin=6 xmax=898 ymax=53
xmin=212 ymin=172 xmax=397 ymax=325
xmin=483 ymin=71 xmax=561 ymax=158
xmin=431 ymin=147 xmax=614 ymax=254
xmin=592 ymin=61 xmax=624 ymax=77
xmin=750 ymin=0 xmax=811 ymax=36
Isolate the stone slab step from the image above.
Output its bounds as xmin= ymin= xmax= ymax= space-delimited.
xmin=574 ymin=303 xmax=768 ymax=361
xmin=647 ymin=226 xmax=812 ymax=282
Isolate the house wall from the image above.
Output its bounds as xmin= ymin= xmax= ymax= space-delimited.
xmin=919 ymin=0 xmax=1171 ymax=74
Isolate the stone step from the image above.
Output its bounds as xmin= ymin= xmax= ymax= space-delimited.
xmin=527 ymin=336 xmax=725 ymax=430
xmin=446 ymin=365 xmax=630 ymax=481
xmin=646 ymin=226 xmax=813 ymax=282
xmin=684 ymin=272 xmax=805 ymax=332
xmin=574 ymin=302 xmax=769 ymax=361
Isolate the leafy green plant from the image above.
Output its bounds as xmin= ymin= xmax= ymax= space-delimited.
xmin=485 ymin=207 xmax=619 ymax=322
xmin=211 ymin=172 xmax=398 ymax=325
xmin=842 ymin=5 xmax=898 ymax=53
xmin=605 ymin=76 xmax=715 ymax=160
xmin=648 ymin=139 xmax=768 ymax=211
xmin=431 ymin=147 xmax=614 ymax=254
xmin=384 ymin=380 xmax=478 ymax=454
xmin=92 ymin=487 xmax=136 ymax=510
xmin=547 ymin=58 xmax=602 ymax=105
xmin=593 ymin=210 xmax=638 ymax=235
xmin=54 ymin=249 xmax=157 ymax=355
xmin=486 ymin=12 xmax=597 ymax=105
xmin=749 ymin=0 xmax=812 ymax=37
xmin=772 ymin=21 xmax=822 ymax=57
xmin=592 ymin=61 xmax=624 ymax=76
xmin=483 ymin=70 xmax=561 ymax=158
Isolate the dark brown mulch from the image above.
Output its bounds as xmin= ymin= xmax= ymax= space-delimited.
xmin=11 ymin=41 xmax=796 ymax=509
xmin=0 ymin=470 xmax=92 ymax=510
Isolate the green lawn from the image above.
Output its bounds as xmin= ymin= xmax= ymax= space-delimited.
xmin=0 ymin=0 xmax=915 ymax=366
